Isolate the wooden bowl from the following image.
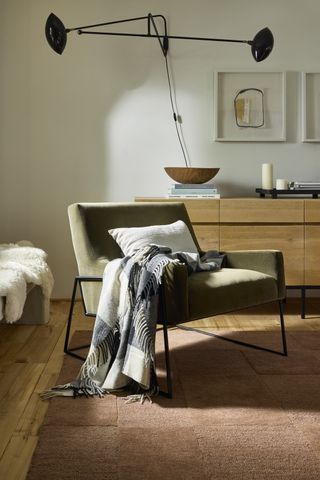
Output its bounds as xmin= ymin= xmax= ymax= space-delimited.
xmin=164 ymin=167 xmax=220 ymax=184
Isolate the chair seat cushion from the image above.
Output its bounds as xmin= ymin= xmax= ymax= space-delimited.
xmin=188 ymin=268 xmax=279 ymax=321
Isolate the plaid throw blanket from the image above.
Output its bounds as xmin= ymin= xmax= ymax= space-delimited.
xmin=41 ymin=245 xmax=224 ymax=401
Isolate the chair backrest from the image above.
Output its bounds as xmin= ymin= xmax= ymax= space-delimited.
xmin=68 ymin=202 xmax=200 ymax=313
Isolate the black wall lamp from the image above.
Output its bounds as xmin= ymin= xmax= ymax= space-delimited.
xmin=45 ymin=12 xmax=274 ymax=62
xmin=45 ymin=12 xmax=274 ymax=174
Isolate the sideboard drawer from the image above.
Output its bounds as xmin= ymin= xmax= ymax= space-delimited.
xmin=220 ymin=198 xmax=304 ymax=223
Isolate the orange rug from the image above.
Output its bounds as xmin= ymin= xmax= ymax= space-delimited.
xmin=27 ymin=328 xmax=320 ymax=479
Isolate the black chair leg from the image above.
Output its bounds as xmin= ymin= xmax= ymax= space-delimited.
xmin=64 ymin=276 xmax=102 ymax=361
xmin=279 ymin=300 xmax=288 ymax=356
xmin=64 ymin=278 xmax=86 ymax=360
xmin=159 ymin=319 xmax=173 ymax=398
xmin=301 ymin=286 xmax=306 ymax=319
xmin=157 ymin=288 xmax=173 ymax=398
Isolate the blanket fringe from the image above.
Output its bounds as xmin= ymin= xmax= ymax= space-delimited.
xmin=123 ymin=393 xmax=153 ymax=404
xmin=41 ymin=378 xmax=159 ymax=404
xmin=40 ymin=378 xmax=106 ymax=400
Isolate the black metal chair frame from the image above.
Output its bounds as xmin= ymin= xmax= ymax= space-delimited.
xmin=64 ymin=276 xmax=102 ymax=361
xmin=64 ymin=276 xmax=288 ymax=399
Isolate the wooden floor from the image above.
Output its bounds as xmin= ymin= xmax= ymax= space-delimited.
xmin=0 ymin=298 xmax=319 ymax=479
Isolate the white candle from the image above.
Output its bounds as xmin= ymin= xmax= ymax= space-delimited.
xmin=262 ymin=163 xmax=273 ymax=189
xmin=276 ymin=179 xmax=289 ymax=190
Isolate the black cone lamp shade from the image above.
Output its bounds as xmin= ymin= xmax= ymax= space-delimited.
xmin=45 ymin=13 xmax=68 ymax=55
xmin=250 ymin=27 xmax=274 ymax=62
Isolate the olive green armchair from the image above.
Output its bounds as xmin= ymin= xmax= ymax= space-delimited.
xmin=65 ymin=202 xmax=287 ymax=397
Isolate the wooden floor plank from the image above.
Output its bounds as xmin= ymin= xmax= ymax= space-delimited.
xmin=13 ymin=323 xmax=64 ymax=364
xmin=0 ymin=414 xmax=18 ymax=460
xmin=0 ymin=434 xmax=38 ymax=480
xmin=15 ymin=325 xmax=66 ymax=437
xmin=0 ymin=363 xmax=44 ymax=414
xmin=0 ymin=300 xmax=68 ymax=469
xmin=0 ymin=327 xmax=35 ymax=364
xmin=0 ymin=363 xmax=44 ymax=458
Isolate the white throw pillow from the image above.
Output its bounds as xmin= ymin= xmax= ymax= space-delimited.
xmin=108 ymin=220 xmax=198 ymax=256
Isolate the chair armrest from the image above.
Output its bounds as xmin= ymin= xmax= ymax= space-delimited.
xmin=224 ymin=250 xmax=286 ymax=299
xmin=162 ymin=262 xmax=189 ymax=325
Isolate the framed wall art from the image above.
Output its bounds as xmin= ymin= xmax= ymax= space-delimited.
xmin=214 ymin=71 xmax=286 ymax=142
xmin=302 ymin=72 xmax=320 ymax=142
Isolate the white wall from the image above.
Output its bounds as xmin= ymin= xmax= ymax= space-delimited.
xmin=1 ymin=0 xmax=320 ymax=297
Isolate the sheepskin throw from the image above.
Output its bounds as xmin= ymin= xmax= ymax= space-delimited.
xmin=0 ymin=242 xmax=54 ymax=323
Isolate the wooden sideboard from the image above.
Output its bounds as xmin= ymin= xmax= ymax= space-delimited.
xmin=135 ymin=197 xmax=320 ymax=293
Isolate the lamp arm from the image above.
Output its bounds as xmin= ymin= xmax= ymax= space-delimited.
xmin=168 ymin=35 xmax=250 ymax=45
xmin=66 ymin=14 xmax=151 ymax=33
xmin=69 ymin=12 xmax=248 ymax=48
xmin=66 ymin=13 xmax=168 ymax=36
xmin=77 ymin=30 xmax=250 ymax=46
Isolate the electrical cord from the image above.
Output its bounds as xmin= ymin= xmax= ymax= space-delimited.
xmin=164 ymin=54 xmax=190 ymax=168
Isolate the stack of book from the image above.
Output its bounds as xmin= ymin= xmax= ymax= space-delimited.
xmin=290 ymin=181 xmax=320 ymax=190
xmin=167 ymin=183 xmax=220 ymax=198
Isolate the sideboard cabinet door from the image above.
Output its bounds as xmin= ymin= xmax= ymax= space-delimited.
xmin=220 ymin=199 xmax=305 ymax=286
xmin=305 ymin=200 xmax=320 ymax=285
xmin=220 ymin=225 xmax=304 ymax=285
